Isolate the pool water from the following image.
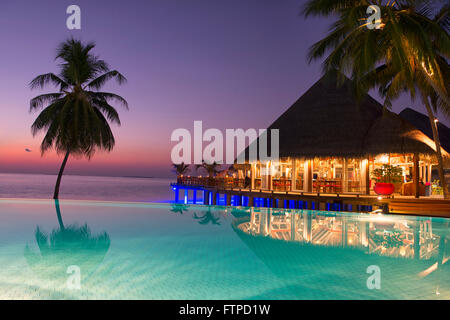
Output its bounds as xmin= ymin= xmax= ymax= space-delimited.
xmin=0 ymin=199 xmax=448 ymax=300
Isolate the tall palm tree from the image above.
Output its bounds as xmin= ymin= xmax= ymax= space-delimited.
xmin=29 ymin=38 xmax=128 ymax=199
xmin=303 ymin=0 xmax=449 ymax=197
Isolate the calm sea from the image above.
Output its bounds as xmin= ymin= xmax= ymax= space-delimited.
xmin=0 ymin=173 xmax=174 ymax=202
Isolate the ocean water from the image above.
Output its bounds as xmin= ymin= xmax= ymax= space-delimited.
xmin=0 ymin=199 xmax=448 ymax=300
xmin=0 ymin=173 xmax=174 ymax=202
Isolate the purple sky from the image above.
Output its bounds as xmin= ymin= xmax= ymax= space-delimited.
xmin=0 ymin=0 xmax=447 ymax=177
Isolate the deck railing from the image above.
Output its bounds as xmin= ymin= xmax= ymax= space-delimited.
xmin=177 ymin=176 xmax=249 ymax=189
xmin=175 ymin=176 xmax=364 ymax=193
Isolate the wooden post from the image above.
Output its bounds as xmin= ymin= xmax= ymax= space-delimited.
xmin=360 ymin=159 xmax=370 ymax=195
xmin=413 ymin=153 xmax=420 ymax=198
xmin=307 ymin=160 xmax=313 ymax=192
xmin=271 ymin=198 xmax=277 ymax=208
xmin=226 ymin=193 xmax=231 ymax=206
xmin=291 ymin=158 xmax=297 ymax=191
xmin=212 ymin=192 xmax=217 ymax=205
xmin=174 ymin=187 xmax=179 ymax=203
xmin=251 ymin=163 xmax=255 ymax=190
xmin=204 ymin=191 xmax=210 ymax=205
xmin=343 ymin=159 xmax=348 ymax=193
xmin=365 ymin=159 xmax=370 ymax=195
xmin=268 ymin=161 xmax=273 ymax=191
xmin=192 ymin=189 xmax=197 ymax=204
xmin=248 ymin=196 xmax=254 ymax=207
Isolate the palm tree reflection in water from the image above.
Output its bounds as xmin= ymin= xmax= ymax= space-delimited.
xmin=170 ymin=203 xmax=189 ymax=215
xmin=170 ymin=203 xmax=224 ymax=225
xmin=193 ymin=209 xmax=222 ymax=226
xmin=24 ymin=200 xmax=110 ymax=288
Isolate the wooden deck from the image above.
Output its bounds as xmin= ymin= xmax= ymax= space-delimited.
xmin=173 ymin=184 xmax=450 ymax=218
xmin=386 ymin=198 xmax=450 ymax=217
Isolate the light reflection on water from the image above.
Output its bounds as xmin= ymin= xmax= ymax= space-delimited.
xmin=0 ymin=199 xmax=448 ymax=299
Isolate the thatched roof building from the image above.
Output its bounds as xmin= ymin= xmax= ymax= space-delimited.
xmin=234 ymin=71 xmax=449 ymax=196
xmin=247 ymin=71 xmax=448 ymax=160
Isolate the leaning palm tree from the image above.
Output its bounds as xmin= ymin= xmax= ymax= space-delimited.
xmin=29 ymin=38 xmax=128 ymax=199
xmin=303 ymin=0 xmax=450 ymax=197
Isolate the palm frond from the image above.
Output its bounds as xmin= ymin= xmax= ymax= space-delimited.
xmin=89 ymin=91 xmax=129 ymax=109
xmin=30 ymin=93 xmax=64 ymax=111
xmin=29 ymin=73 xmax=69 ymax=91
xmin=92 ymin=99 xmax=121 ymax=125
xmin=87 ymin=70 xmax=127 ymax=90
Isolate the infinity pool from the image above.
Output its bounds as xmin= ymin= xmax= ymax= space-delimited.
xmin=0 ymin=199 xmax=448 ymax=299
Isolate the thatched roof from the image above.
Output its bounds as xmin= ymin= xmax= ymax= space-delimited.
xmin=399 ymin=108 xmax=450 ymax=153
xmin=243 ymin=71 xmax=448 ymax=160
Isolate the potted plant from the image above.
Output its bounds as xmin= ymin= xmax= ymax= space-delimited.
xmin=431 ymin=180 xmax=443 ymax=195
xmin=372 ymin=164 xmax=403 ymax=196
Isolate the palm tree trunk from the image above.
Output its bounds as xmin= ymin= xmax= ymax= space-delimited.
xmin=54 ymin=199 xmax=65 ymax=230
xmin=421 ymin=94 xmax=448 ymax=199
xmin=53 ymin=150 xmax=70 ymax=199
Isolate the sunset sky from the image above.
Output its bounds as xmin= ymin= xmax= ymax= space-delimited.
xmin=1 ymin=0 xmax=447 ymax=177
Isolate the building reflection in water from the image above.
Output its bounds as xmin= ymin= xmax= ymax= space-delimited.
xmin=235 ymin=208 xmax=448 ymax=261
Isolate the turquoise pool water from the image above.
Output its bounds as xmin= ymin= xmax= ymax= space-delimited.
xmin=0 ymin=199 xmax=448 ymax=300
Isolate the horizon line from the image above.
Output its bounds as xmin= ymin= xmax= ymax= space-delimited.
xmin=0 ymin=171 xmax=175 ymax=179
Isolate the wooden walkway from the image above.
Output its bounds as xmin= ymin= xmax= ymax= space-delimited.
xmin=172 ymin=184 xmax=450 ymax=218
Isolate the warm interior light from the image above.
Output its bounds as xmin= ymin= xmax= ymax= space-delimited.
xmin=375 ymin=154 xmax=389 ymax=164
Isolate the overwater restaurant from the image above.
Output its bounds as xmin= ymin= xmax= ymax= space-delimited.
xmin=236 ymin=72 xmax=449 ymax=197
